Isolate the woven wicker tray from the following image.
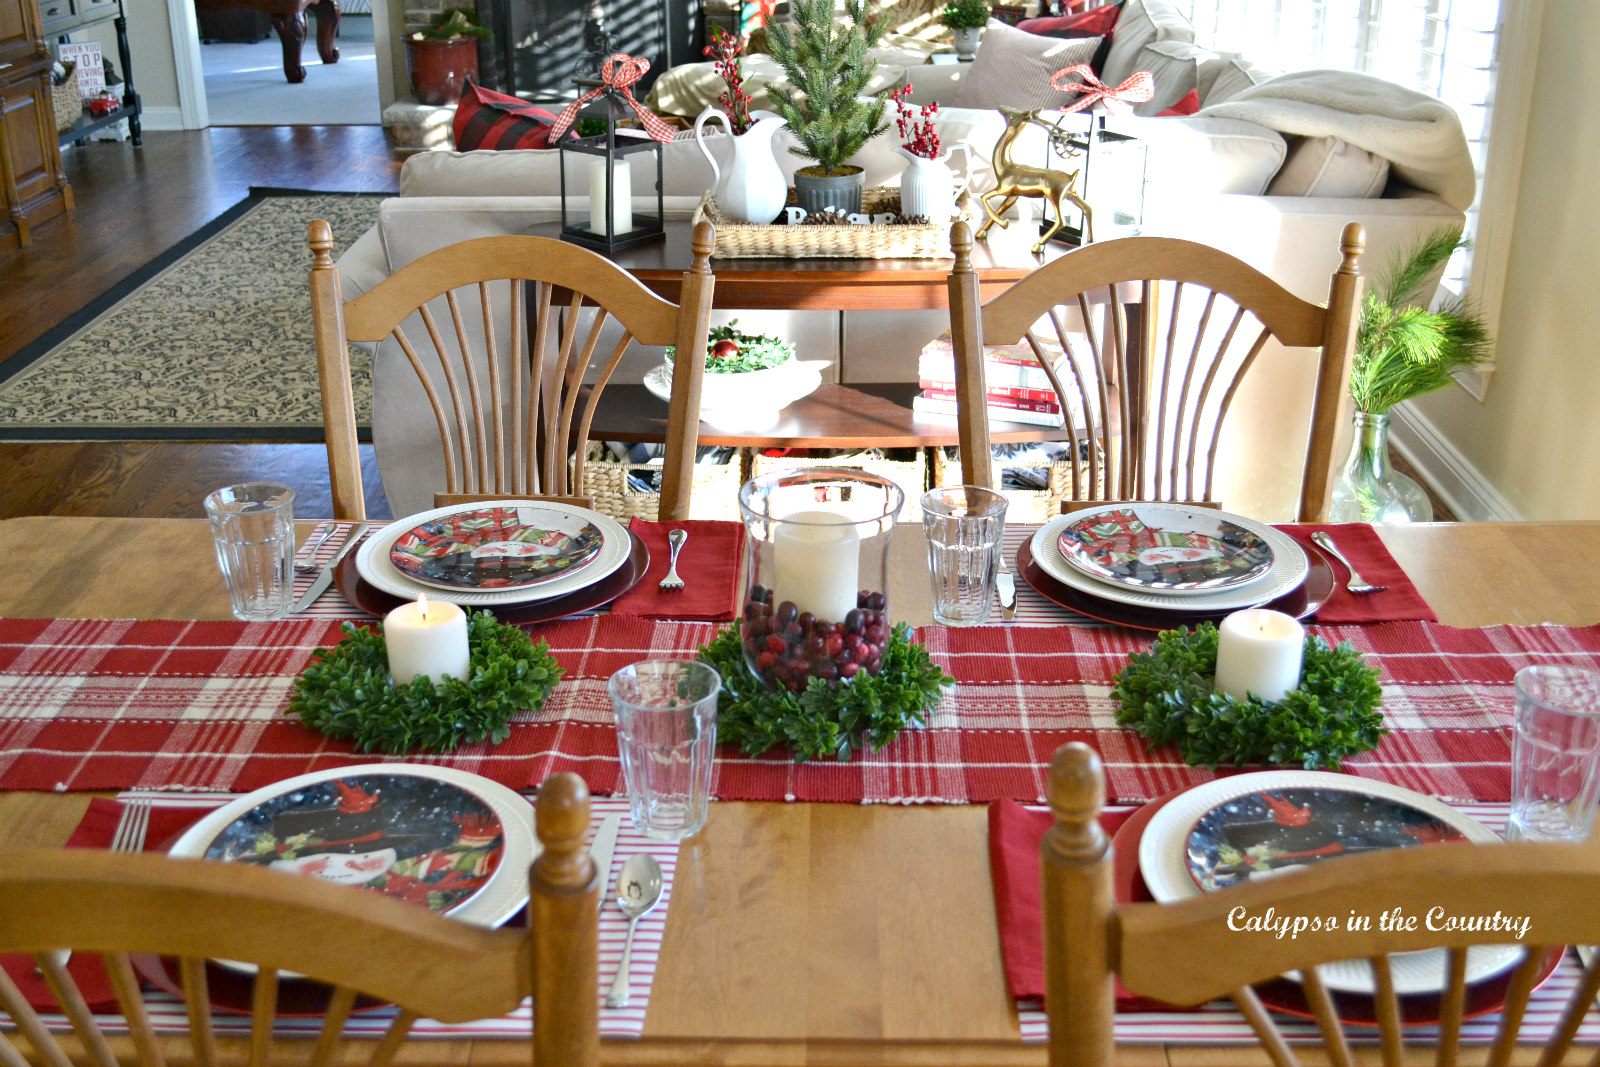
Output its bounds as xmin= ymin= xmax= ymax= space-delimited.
xmin=693 ymin=188 xmax=960 ymax=260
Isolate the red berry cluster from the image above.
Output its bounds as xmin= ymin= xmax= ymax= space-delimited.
xmin=890 ymin=84 xmax=941 ymax=160
xmin=742 ymin=585 xmax=891 ymax=692
xmin=703 ymin=27 xmax=754 ymax=136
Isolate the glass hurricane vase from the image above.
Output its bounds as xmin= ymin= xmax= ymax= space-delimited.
xmin=1327 ymin=410 xmax=1433 ymax=524
xmin=737 ymin=468 xmax=905 ymax=692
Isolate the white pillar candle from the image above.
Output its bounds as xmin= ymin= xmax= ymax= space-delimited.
xmin=1213 ymin=608 xmax=1305 ymax=703
xmin=587 ymin=156 xmax=632 ymax=236
xmin=384 ymin=593 xmax=471 ymax=686
xmin=772 ymin=510 xmax=860 ymax=623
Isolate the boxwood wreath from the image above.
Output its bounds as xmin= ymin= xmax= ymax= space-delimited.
xmin=697 ymin=621 xmax=951 ymax=762
xmin=1110 ymin=623 xmax=1385 ymax=771
xmin=288 ymin=611 xmax=563 ymax=754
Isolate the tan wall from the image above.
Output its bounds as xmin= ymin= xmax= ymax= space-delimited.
xmin=76 ymin=0 xmax=180 ymax=111
xmin=1409 ymin=0 xmax=1600 ymax=520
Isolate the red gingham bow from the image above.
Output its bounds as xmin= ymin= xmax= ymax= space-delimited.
xmin=549 ymin=53 xmax=677 ymax=144
xmin=1049 ymin=64 xmax=1155 ymax=115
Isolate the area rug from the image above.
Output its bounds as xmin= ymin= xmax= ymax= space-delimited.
xmin=0 ymin=189 xmax=380 ymax=441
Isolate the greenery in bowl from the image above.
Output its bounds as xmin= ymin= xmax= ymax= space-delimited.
xmin=941 ymin=0 xmax=990 ymax=30
xmin=766 ymin=0 xmax=889 ymax=176
xmin=415 ymin=7 xmax=491 ymax=41
xmin=666 ymin=320 xmax=795 ymax=374
xmin=1351 ymin=226 xmax=1491 ymax=414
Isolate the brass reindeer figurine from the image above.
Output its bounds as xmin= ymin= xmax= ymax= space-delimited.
xmin=974 ymin=106 xmax=1094 ymax=254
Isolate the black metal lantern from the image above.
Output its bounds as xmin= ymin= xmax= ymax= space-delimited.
xmin=1041 ymin=112 xmax=1149 ymax=247
xmin=558 ymin=77 xmax=666 ymax=254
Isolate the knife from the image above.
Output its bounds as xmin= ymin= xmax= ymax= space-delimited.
xmin=588 ymin=812 xmax=622 ymax=908
xmin=996 ymin=560 xmax=1017 ymax=622
xmin=291 ymin=523 xmax=367 ymax=612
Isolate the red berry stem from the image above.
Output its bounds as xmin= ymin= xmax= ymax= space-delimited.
xmin=890 ymin=84 xmax=941 ymax=160
xmin=703 ymin=27 xmax=754 ymax=136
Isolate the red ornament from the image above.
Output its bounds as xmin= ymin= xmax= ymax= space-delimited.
xmin=710 ymin=338 xmax=741 ymax=360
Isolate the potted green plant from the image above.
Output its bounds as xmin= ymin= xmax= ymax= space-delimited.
xmin=405 ymin=8 xmax=491 ymax=107
xmin=1330 ymin=227 xmax=1492 ymax=523
xmin=766 ymin=0 xmax=890 ymax=217
xmin=941 ymin=0 xmax=989 ymax=60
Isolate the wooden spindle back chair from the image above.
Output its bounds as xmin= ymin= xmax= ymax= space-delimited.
xmin=1042 ymin=742 xmax=1600 ymax=1067
xmin=308 ymin=221 xmax=716 ymax=522
xmin=0 ymin=772 xmax=603 ymax=1067
xmin=946 ymin=221 xmax=1364 ymax=522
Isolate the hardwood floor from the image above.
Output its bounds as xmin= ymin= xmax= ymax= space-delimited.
xmin=0 ymin=126 xmax=401 ymax=520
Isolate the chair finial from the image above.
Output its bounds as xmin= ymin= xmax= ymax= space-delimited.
xmin=308 ymin=219 xmax=334 ymax=269
xmin=1338 ymin=221 xmax=1366 ymax=274
xmin=951 ymin=219 xmax=973 ymax=272
xmin=690 ymin=221 xmax=715 ymax=274
xmin=535 ymin=773 xmax=594 ymax=889
xmin=1045 ymin=742 xmax=1108 ymax=864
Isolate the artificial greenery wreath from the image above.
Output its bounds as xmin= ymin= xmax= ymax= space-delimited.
xmin=697 ymin=621 xmax=952 ymax=762
xmin=1110 ymin=623 xmax=1385 ymax=771
xmin=288 ymin=611 xmax=563 ymax=754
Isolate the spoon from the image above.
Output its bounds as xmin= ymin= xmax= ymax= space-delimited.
xmin=604 ymin=852 xmax=663 ymax=1009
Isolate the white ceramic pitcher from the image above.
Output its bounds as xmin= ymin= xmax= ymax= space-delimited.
xmin=895 ymin=142 xmax=974 ymax=225
xmin=694 ymin=107 xmax=788 ymax=225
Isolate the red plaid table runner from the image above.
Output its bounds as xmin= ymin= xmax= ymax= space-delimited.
xmin=5 ymin=614 xmax=1600 ymax=803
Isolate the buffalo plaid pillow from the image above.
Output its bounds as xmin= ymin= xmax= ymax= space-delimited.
xmin=452 ymin=80 xmax=563 ymax=151
xmin=1016 ymin=1 xmax=1123 ymax=73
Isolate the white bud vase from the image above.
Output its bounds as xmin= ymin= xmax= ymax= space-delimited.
xmin=894 ymin=143 xmax=972 ymax=224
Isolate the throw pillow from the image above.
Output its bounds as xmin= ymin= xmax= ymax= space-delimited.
xmin=1129 ymin=39 xmax=1212 ymax=115
xmin=1016 ymin=0 xmax=1122 ymax=74
xmin=1157 ymin=89 xmax=1199 ymax=116
xmin=1267 ymin=136 xmax=1391 ymax=198
xmin=1098 ymin=0 xmax=1195 ymax=87
xmin=1136 ymin=116 xmax=1287 ymax=196
xmin=453 ymin=81 xmax=562 ymax=152
xmin=952 ymin=21 xmax=1103 ymax=111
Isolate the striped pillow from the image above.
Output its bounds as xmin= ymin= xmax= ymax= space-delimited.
xmin=452 ymin=80 xmax=562 ymax=152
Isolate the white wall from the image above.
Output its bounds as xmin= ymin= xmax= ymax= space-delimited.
xmin=1404 ymin=1 xmax=1600 ymax=520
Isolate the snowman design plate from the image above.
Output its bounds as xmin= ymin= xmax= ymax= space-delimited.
xmin=1057 ymin=505 xmax=1274 ymax=593
xmin=388 ymin=506 xmax=605 ymax=592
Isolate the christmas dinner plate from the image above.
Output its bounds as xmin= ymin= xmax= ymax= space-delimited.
xmin=388 ymin=505 xmax=606 ymax=592
xmin=1030 ymin=510 xmax=1308 ymax=613
xmin=357 ymin=500 xmax=631 ymax=606
xmin=1057 ymin=504 xmax=1275 ymax=594
xmin=1138 ymin=771 xmax=1518 ymax=996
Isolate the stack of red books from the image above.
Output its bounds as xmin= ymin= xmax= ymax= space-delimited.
xmin=911 ymin=333 xmax=1067 ymax=428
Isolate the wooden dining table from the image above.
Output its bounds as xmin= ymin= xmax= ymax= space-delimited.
xmin=1 ymin=515 xmax=1599 ymax=1066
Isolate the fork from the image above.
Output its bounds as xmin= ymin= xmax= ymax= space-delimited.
xmin=1310 ymin=531 xmax=1389 ymax=595
xmin=658 ymin=528 xmax=687 ymax=591
xmin=294 ymin=523 xmax=339 ymax=574
xmin=46 ymin=798 xmax=153 ymax=971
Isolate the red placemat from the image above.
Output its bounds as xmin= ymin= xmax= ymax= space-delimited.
xmin=1276 ymin=524 xmax=1437 ymax=624
xmin=1 ymin=798 xmax=208 ymax=1012
xmin=6 ymin=614 xmax=1597 ymax=804
xmin=610 ymin=519 xmax=745 ymax=621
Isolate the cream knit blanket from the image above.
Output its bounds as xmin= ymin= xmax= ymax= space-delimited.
xmin=1201 ymin=69 xmax=1476 ymax=210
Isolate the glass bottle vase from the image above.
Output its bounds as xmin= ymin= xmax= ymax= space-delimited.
xmin=1327 ymin=410 xmax=1433 ymax=524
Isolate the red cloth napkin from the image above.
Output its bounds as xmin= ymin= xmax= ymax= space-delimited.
xmin=610 ymin=518 xmax=746 ymax=621
xmin=2 ymin=798 xmax=208 ymax=1013
xmin=988 ymin=799 xmax=1184 ymax=1011
xmin=1277 ymin=523 xmax=1438 ymax=624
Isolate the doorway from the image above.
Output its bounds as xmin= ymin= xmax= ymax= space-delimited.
xmin=196 ymin=3 xmax=381 ymax=125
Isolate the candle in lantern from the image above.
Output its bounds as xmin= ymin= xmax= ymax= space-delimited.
xmin=384 ymin=593 xmax=471 ymax=686
xmin=772 ymin=510 xmax=859 ymax=622
xmin=587 ymin=156 xmax=632 ymax=236
xmin=1213 ymin=608 xmax=1305 ymax=703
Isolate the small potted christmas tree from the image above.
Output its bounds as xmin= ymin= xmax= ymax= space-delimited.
xmin=766 ymin=0 xmax=889 ymax=217
xmin=941 ymin=0 xmax=989 ymax=60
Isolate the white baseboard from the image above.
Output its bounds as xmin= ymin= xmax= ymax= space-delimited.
xmin=138 ymin=107 xmax=188 ymax=131
xmin=1388 ymin=403 xmax=1522 ymax=522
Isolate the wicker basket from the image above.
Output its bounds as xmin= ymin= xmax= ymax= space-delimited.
xmin=579 ymin=446 xmax=746 ymax=522
xmin=694 ymin=189 xmax=961 ymax=260
xmin=752 ymin=449 xmax=935 ymax=521
xmin=931 ymin=446 xmax=1105 ymax=524
xmin=51 ymin=63 xmax=81 ymax=133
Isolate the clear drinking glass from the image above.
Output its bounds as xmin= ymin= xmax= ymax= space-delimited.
xmin=608 ymin=660 xmax=721 ymax=841
xmin=203 ymin=482 xmax=296 ymax=622
xmin=921 ymin=485 xmax=1008 ymax=626
xmin=1508 ymin=664 xmax=1600 ymax=842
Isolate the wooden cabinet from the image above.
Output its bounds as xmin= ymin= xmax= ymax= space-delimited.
xmin=0 ymin=0 xmax=72 ymax=252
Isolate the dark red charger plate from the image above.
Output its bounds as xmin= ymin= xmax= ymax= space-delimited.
xmin=1111 ymin=792 xmax=1562 ymax=1026
xmin=1018 ymin=538 xmax=1336 ymax=630
xmin=335 ymin=530 xmax=650 ymax=623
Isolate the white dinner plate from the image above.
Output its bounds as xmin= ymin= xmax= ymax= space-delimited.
xmin=357 ymin=500 xmax=631 ymax=606
xmin=1055 ymin=503 xmax=1276 ymax=595
xmin=1030 ymin=508 xmax=1308 ymax=612
xmin=170 ymin=764 xmax=539 ymax=951
xmin=1138 ymin=771 xmax=1518 ymax=995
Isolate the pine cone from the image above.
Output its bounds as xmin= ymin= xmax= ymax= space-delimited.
xmin=896 ymin=214 xmax=930 ymax=226
xmin=807 ymin=209 xmax=850 ymax=226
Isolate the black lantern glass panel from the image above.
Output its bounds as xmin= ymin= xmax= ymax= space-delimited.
xmin=558 ymin=80 xmax=666 ymax=254
xmin=1040 ymin=113 xmax=1149 ymax=247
